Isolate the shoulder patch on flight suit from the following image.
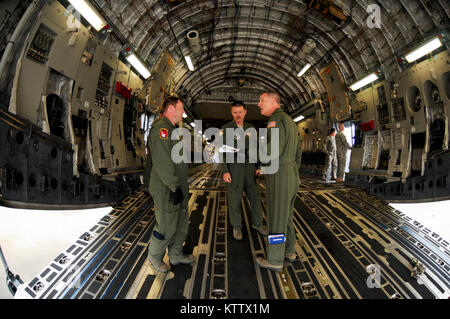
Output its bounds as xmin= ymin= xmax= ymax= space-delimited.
xmin=267 ymin=121 xmax=276 ymax=128
xmin=160 ymin=128 xmax=169 ymax=139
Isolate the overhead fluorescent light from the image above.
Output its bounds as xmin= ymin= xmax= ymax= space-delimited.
xmin=126 ymin=53 xmax=151 ymax=79
xmin=349 ymin=72 xmax=378 ymax=91
xmin=405 ymin=37 xmax=443 ymax=63
xmin=189 ymin=122 xmax=196 ymax=128
xmin=294 ymin=115 xmax=305 ymax=122
xmin=182 ymin=112 xmax=187 ymax=118
xmin=297 ymin=63 xmax=311 ymax=77
xmin=185 ymin=55 xmax=195 ymax=71
xmin=67 ymin=0 xmax=106 ymax=31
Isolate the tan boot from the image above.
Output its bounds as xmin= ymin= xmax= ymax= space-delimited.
xmin=233 ymin=227 xmax=243 ymax=240
xmin=170 ymin=254 xmax=196 ymax=266
xmin=148 ymin=257 xmax=169 ymax=273
xmin=256 ymin=257 xmax=283 ymax=272
xmin=285 ymin=253 xmax=297 ymax=262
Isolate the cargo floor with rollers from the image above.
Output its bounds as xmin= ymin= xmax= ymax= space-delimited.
xmin=20 ymin=164 xmax=450 ymax=299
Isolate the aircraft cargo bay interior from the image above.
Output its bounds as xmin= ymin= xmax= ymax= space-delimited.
xmin=0 ymin=0 xmax=449 ymax=300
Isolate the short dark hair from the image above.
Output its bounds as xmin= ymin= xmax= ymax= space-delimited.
xmin=161 ymin=96 xmax=182 ymax=114
xmin=328 ymin=128 xmax=336 ymax=135
xmin=231 ymin=100 xmax=246 ymax=109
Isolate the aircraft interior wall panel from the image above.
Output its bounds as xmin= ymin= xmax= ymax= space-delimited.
xmin=125 ymin=72 xmax=145 ymax=168
xmin=368 ymin=83 xmax=383 ymax=131
xmin=0 ymin=128 xmax=29 ymax=202
xmin=16 ymin=57 xmax=47 ymax=124
xmin=375 ymin=83 xmax=390 ymax=127
xmin=355 ymin=87 xmax=378 ymax=128
xmin=315 ymin=108 xmax=328 ymax=125
xmin=14 ymin=0 xmax=117 ymax=178
xmin=86 ymin=49 xmax=117 ymax=174
xmin=115 ymin=61 xmax=132 ymax=87
xmin=361 ymin=132 xmax=379 ymax=170
xmin=320 ymin=63 xmax=351 ymax=122
xmin=441 ymin=70 xmax=450 ymax=147
xmin=148 ymin=51 xmax=174 ymax=113
xmin=388 ymin=128 xmax=411 ymax=180
xmin=303 ymin=121 xmax=315 ymax=153
xmin=0 ymin=108 xmax=98 ymax=207
xmin=112 ymin=61 xmax=132 ymax=170
xmin=87 ymin=108 xmax=100 ymax=173
xmin=71 ymin=40 xmax=105 ymax=114
xmin=397 ymin=68 xmax=427 ymax=134
xmin=110 ymin=96 xmax=127 ymax=171
xmin=423 ymin=79 xmax=446 ymax=152
xmin=26 ymin=135 xmax=65 ymax=204
xmin=42 ymin=2 xmax=87 ymax=81
xmin=313 ymin=112 xmax=330 ymax=148
xmin=298 ymin=122 xmax=310 ymax=151
xmin=349 ymin=148 xmax=364 ymax=172
xmin=16 ymin=0 xmax=96 ymax=126
xmin=422 ymin=55 xmax=450 ymax=150
xmin=12 ymin=3 xmax=50 ymax=122
xmin=302 ymin=48 xmax=449 ymax=196
xmin=127 ymin=71 xmax=144 ymax=93
xmin=97 ymin=114 xmax=113 ymax=171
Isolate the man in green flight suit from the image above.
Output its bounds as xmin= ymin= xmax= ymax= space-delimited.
xmin=256 ymin=92 xmax=302 ymax=272
xmin=221 ymin=101 xmax=267 ymax=240
xmin=146 ymin=96 xmax=195 ymax=273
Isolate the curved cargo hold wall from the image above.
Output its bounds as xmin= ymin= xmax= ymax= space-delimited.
xmin=0 ymin=1 xmax=147 ymax=208
xmin=299 ymin=50 xmax=450 ymax=202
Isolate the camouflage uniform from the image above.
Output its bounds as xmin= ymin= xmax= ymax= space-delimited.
xmin=322 ymin=135 xmax=337 ymax=180
xmin=335 ymin=131 xmax=351 ymax=180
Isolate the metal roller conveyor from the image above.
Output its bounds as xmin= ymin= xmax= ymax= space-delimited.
xmin=16 ymin=164 xmax=449 ymax=299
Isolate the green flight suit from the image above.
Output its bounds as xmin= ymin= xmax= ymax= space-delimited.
xmin=220 ymin=121 xmax=263 ymax=230
xmin=263 ymin=108 xmax=302 ymax=265
xmin=147 ymin=116 xmax=189 ymax=263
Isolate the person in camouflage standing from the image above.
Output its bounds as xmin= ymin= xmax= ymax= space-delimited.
xmin=322 ymin=128 xmax=337 ymax=181
xmin=255 ymin=92 xmax=302 ymax=272
xmin=335 ymin=123 xmax=352 ymax=183
xmin=146 ymin=96 xmax=195 ymax=273
xmin=221 ymin=101 xmax=267 ymax=240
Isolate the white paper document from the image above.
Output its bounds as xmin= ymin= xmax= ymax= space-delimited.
xmin=218 ymin=144 xmax=239 ymax=153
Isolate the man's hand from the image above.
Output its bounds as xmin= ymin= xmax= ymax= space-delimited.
xmin=223 ymin=172 xmax=232 ymax=183
xmin=170 ymin=187 xmax=184 ymax=205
